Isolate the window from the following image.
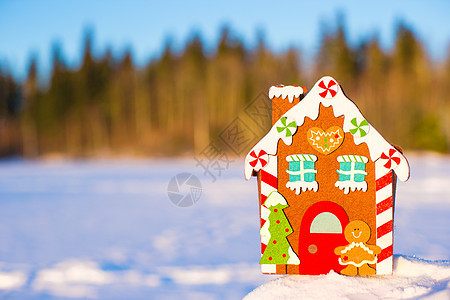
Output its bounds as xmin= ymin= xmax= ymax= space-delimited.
xmin=335 ymin=155 xmax=368 ymax=194
xmin=286 ymin=154 xmax=318 ymax=194
xmin=310 ymin=212 xmax=342 ymax=233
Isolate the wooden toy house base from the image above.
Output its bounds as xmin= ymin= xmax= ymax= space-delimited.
xmin=245 ymin=77 xmax=409 ymax=276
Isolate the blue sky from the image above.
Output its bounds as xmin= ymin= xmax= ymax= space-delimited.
xmin=0 ymin=0 xmax=449 ymax=80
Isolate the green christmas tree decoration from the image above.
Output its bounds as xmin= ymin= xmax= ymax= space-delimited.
xmin=260 ymin=192 xmax=300 ymax=265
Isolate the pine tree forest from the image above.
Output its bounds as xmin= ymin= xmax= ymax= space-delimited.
xmin=0 ymin=23 xmax=449 ymax=158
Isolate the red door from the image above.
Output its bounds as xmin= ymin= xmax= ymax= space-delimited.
xmin=298 ymin=201 xmax=349 ymax=275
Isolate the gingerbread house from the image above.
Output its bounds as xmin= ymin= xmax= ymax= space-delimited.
xmin=244 ymin=76 xmax=410 ymax=276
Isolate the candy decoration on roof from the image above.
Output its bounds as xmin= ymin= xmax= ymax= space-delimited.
xmin=349 ymin=117 xmax=370 ymax=138
xmin=379 ymin=149 xmax=401 ymax=169
xmin=318 ymin=78 xmax=338 ymax=98
xmin=277 ymin=117 xmax=297 ymax=138
xmin=249 ymin=149 xmax=269 ymax=169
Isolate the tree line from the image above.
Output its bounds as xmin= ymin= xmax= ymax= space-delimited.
xmin=0 ymin=22 xmax=449 ymax=158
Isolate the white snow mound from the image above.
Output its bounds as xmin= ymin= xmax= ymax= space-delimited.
xmin=244 ymin=256 xmax=450 ymax=300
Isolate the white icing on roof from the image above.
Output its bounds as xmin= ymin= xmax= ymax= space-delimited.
xmin=269 ymin=85 xmax=305 ymax=103
xmin=244 ymin=76 xmax=410 ymax=182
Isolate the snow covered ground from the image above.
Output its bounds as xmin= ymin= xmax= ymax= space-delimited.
xmin=245 ymin=256 xmax=450 ymax=300
xmin=0 ymin=153 xmax=448 ymax=299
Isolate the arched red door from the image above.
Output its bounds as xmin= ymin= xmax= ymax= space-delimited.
xmin=298 ymin=201 xmax=349 ymax=275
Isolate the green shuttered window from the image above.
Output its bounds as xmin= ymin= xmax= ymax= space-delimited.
xmin=286 ymin=154 xmax=318 ymax=194
xmin=335 ymin=155 xmax=368 ymax=194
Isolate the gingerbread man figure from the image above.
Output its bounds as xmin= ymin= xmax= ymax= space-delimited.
xmin=334 ymin=220 xmax=381 ymax=276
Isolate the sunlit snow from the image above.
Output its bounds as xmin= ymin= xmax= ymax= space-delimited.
xmin=0 ymin=153 xmax=448 ymax=299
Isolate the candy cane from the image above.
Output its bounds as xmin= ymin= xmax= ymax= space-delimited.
xmin=276 ymin=117 xmax=297 ymax=138
xmin=260 ymin=154 xmax=278 ymax=274
xmin=375 ymin=160 xmax=394 ymax=275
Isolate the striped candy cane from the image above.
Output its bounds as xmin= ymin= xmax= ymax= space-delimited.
xmin=260 ymin=154 xmax=278 ymax=274
xmin=375 ymin=160 xmax=394 ymax=274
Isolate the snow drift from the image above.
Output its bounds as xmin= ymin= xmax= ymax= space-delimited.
xmin=245 ymin=256 xmax=450 ymax=300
